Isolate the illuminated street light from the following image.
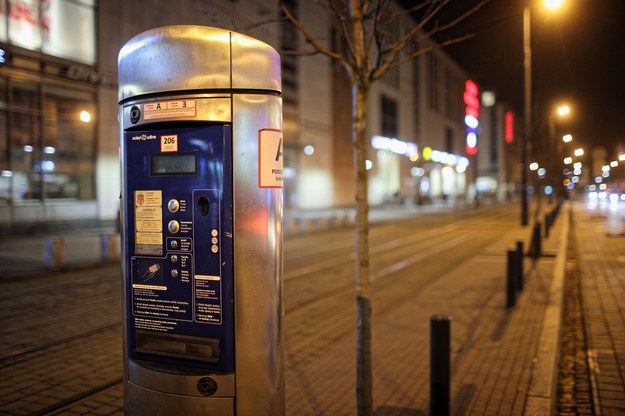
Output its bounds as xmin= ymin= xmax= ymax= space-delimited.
xmin=521 ymin=1 xmax=565 ymax=225
xmin=562 ymin=134 xmax=572 ymax=143
xmin=556 ymin=104 xmax=570 ymax=116
xmin=80 ymin=110 xmax=91 ymax=123
xmin=545 ymin=0 xmax=565 ymax=10
xmin=574 ymin=148 xmax=584 ymax=157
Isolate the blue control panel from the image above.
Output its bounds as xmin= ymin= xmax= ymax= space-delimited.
xmin=124 ymin=125 xmax=234 ymax=372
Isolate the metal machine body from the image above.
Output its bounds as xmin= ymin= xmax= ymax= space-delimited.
xmin=118 ymin=26 xmax=283 ymax=415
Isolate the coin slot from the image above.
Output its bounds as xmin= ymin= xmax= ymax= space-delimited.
xmin=198 ymin=196 xmax=209 ymax=216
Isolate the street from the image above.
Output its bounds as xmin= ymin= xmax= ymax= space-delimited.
xmin=0 ymin=202 xmax=571 ymax=415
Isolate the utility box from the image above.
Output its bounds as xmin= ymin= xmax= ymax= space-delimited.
xmin=118 ymin=26 xmax=284 ymax=415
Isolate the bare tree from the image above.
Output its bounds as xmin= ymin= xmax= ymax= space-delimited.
xmin=279 ymin=1 xmax=486 ymax=414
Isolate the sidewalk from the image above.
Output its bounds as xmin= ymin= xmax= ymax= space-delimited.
xmin=0 ymin=200 xmax=575 ymax=415
xmin=572 ymin=200 xmax=625 ymax=415
xmin=283 ymin=201 xmax=569 ymax=415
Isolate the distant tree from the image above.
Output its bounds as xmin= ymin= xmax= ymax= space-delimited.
xmin=279 ymin=1 xmax=486 ymax=414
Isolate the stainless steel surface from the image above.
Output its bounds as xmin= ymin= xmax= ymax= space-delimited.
xmin=119 ymin=25 xmax=283 ymax=415
xmin=128 ymin=360 xmax=235 ymax=396
xmin=118 ymin=26 xmax=281 ymax=102
xmin=232 ymin=93 xmax=284 ymax=415
xmin=126 ymin=382 xmax=234 ymax=416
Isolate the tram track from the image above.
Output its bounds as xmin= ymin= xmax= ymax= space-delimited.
xmin=35 ymin=379 xmax=123 ymax=416
xmin=0 ymin=322 xmax=121 ymax=365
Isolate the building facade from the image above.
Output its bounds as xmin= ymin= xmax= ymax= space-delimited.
xmin=0 ymin=0 xmax=516 ymax=232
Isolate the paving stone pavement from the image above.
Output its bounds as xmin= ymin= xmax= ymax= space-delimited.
xmin=573 ymin=201 xmax=625 ymax=416
xmin=6 ymin=203 xmax=625 ymax=416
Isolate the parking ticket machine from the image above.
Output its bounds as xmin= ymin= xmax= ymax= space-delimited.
xmin=118 ymin=26 xmax=284 ymax=415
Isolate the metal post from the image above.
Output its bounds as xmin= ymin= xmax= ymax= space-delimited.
xmin=506 ymin=250 xmax=516 ymax=308
xmin=521 ymin=7 xmax=532 ymax=227
xmin=531 ymin=222 xmax=542 ymax=259
xmin=516 ymin=241 xmax=524 ymax=292
xmin=430 ymin=315 xmax=451 ymax=416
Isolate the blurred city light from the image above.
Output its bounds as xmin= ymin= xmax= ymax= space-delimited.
xmin=563 ymin=156 xmax=572 ymax=164
xmin=537 ymin=167 xmax=546 ymax=177
xmin=557 ymin=104 xmax=570 ymax=116
xmin=610 ymin=160 xmax=618 ymax=168
xmin=24 ymin=145 xmax=33 ymax=152
xmin=573 ymin=162 xmax=582 ymax=169
xmin=602 ymin=165 xmax=610 ymax=172
xmin=303 ymin=145 xmax=315 ymax=156
xmin=365 ymin=160 xmax=373 ymax=170
xmin=530 ymin=162 xmax=539 ymax=171
xmin=80 ymin=110 xmax=91 ymax=123
xmin=574 ymin=148 xmax=584 ymax=157
xmin=545 ymin=0 xmax=565 ymax=11
xmin=619 ymin=154 xmax=625 ymax=162
xmin=595 ymin=177 xmax=602 ymax=183
xmin=562 ymin=134 xmax=572 ymax=143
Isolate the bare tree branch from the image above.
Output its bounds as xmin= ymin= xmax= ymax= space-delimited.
xmin=279 ymin=0 xmax=354 ymax=76
xmin=326 ymin=0 xmax=358 ymax=65
xmin=372 ymin=0 xmax=488 ymax=81
xmin=375 ymin=33 xmax=475 ymax=80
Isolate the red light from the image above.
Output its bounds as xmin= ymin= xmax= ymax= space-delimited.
xmin=466 ymin=145 xmax=478 ymax=156
xmin=505 ymin=111 xmax=514 ymax=143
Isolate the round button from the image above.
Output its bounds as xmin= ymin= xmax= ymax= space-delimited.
xmin=168 ymin=199 xmax=180 ymax=213
xmin=211 ymin=237 xmax=218 ymax=244
xmin=211 ymin=245 xmax=219 ymax=253
xmin=171 ymin=270 xmax=179 ymax=278
xmin=171 ymin=255 xmax=178 ymax=263
xmin=168 ymin=220 xmax=180 ymax=234
xmin=211 ymin=229 xmax=218 ymax=237
xmin=170 ymin=240 xmax=179 ymax=249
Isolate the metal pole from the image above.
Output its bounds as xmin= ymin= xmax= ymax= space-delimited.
xmin=506 ymin=250 xmax=516 ymax=308
xmin=521 ymin=7 xmax=531 ymax=226
xmin=430 ymin=315 xmax=451 ymax=416
xmin=516 ymin=241 xmax=524 ymax=292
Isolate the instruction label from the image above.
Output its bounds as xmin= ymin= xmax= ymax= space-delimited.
xmin=144 ymin=100 xmax=196 ymax=120
xmin=135 ymin=190 xmax=163 ymax=255
xmin=258 ymin=129 xmax=283 ymax=188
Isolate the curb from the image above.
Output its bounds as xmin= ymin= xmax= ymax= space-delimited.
xmin=524 ymin=202 xmax=570 ymax=415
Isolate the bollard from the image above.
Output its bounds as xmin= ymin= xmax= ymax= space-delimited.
xmin=506 ymin=250 xmax=516 ymax=308
xmin=530 ymin=222 xmax=542 ymax=259
xmin=44 ymin=237 xmax=64 ymax=270
xmin=100 ymin=233 xmax=120 ymax=262
xmin=516 ymin=241 xmax=524 ymax=292
xmin=430 ymin=315 xmax=451 ymax=416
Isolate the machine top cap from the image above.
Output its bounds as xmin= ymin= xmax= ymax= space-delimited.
xmin=118 ymin=25 xmax=282 ymax=103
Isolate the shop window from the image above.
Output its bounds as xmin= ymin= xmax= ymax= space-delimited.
xmin=0 ymin=0 xmax=96 ymax=65
xmin=381 ymin=95 xmax=398 ymax=138
xmin=1 ymin=80 xmax=95 ymax=204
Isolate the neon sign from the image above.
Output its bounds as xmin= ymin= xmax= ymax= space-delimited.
xmin=505 ymin=111 xmax=514 ymax=143
xmin=464 ymin=80 xmax=479 ymax=155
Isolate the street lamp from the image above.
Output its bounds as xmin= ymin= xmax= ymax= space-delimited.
xmin=521 ymin=0 xmax=565 ymax=226
xmin=557 ymin=104 xmax=571 ymax=117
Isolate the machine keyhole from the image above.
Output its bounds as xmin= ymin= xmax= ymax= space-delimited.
xmin=198 ymin=196 xmax=209 ymax=216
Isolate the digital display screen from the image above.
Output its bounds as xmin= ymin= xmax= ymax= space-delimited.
xmin=151 ymin=152 xmax=197 ymax=175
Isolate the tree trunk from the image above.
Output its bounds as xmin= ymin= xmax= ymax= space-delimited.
xmin=353 ymin=82 xmax=372 ymax=416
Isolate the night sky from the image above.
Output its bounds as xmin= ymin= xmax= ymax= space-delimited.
xmin=434 ymin=0 xmax=625 ymax=155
